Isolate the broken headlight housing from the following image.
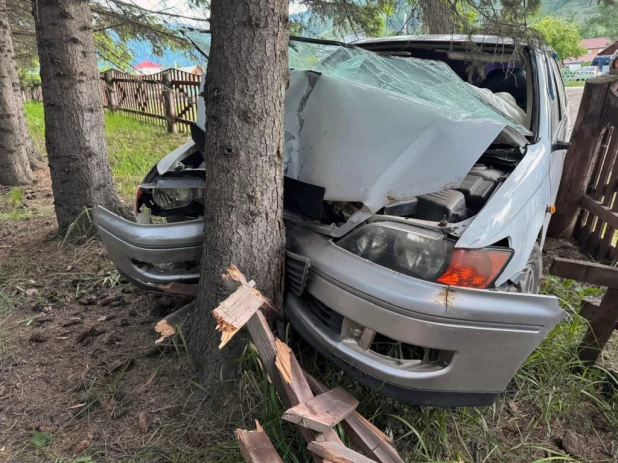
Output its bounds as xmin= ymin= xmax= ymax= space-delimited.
xmin=152 ymin=188 xmax=203 ymax=210
xmin=337 ymin=223 xmax=454 ymax=281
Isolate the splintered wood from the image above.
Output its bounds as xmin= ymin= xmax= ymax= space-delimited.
xmin=213 ymin=265 xmax=269 ymax=348
xmin=308 ymin=441 xmax=378 ymax=463
xmin=154 ymin=300 xmax=195 ymax=344
xmin=236 ymin=420 xmax=284 ymax=463
xmin=282 ymin=387 xmax=359 ymax=433
xmin=212 ymin=265 xmax=404 ymax=463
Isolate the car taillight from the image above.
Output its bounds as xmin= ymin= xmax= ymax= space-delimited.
xmin=436 ymin=248 xmax=512 ymax=289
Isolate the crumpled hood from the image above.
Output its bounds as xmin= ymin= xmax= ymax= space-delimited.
xmin=284 ymin=70 xmax=524 ymax=219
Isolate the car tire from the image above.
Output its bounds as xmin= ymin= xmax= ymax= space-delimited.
xmin=519 ymin=243 xmax=542 ymax=294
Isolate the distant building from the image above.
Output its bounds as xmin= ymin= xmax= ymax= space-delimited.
xmin=178 ymin=65 xmax=204 ymax=76
xmin=134 ymin=60 xmax=163 ymax=75
xmin=564 ymin=37 xmax=612 ymax=70
xmin=599 ymin=40 xmax=618 ymax=58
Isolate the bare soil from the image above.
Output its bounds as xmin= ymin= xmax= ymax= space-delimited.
xmin=0 ymin=169 xmax=244 ymax=463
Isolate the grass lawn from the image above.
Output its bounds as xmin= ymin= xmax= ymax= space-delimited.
xmin=23 ymin=102 xmax=189 ymax=197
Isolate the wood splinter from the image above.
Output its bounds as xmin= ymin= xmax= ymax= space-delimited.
xmin=213 ymin=265 xmax=274 ymax=349
xmin=307 ymin=441 xmax=378 ymax=463
xmin=282 ymin=387 xmax=359 ymax=433
xmin=236 ymin=420 xmax=284 ymax=463
xmin=154 ymin=300 xmax=196 ymax=344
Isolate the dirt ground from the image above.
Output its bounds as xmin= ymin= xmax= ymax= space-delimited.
xmin=0 ymin=169 xmax=247 ymax=463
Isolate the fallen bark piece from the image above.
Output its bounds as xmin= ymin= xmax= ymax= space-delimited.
xmin=137 ymin=410 xmax=149 ymax=432
xmin=154 ymin=300 xmax=196 ymax=344
xmin=307 ymin=441 xmax=377 ymax=463
xmin=283 ymin=387 xmax=359 ymax=433
xmin=236 ymin=422 xmax=284 ymax=463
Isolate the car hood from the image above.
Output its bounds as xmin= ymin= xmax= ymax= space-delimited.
xmin=159 ymin=60 xmax=529 ymax=236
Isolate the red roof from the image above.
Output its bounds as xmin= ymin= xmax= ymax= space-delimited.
xmin=564 ymin=37 xmax=613 ymax=63
xmin=580 ymin=37 xmax=611 ymax=49
xmin=134 ymin=60 xmax=162 ymax=69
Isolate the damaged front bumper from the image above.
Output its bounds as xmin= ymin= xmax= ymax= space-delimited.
xmin=93 ymin=206 xmax=202 ymax=290
xmin=94 ymin=206 xmax=565 ymax=406
xmin=285 ymin=227 xmax=565 ymax=407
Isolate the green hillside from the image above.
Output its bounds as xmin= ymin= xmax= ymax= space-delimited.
xmin=540 ymin=0 xmax=598 ymax=19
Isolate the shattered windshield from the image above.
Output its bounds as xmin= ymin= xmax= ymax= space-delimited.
xmin=183 ymin=30 xmax=528 ymax=134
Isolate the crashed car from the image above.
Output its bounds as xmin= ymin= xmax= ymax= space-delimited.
xmin=95 ymin=35 xmax=571 ymax=407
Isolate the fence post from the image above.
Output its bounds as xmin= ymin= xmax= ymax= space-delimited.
xmin=104 ymin=70 xmax=117 ymax=112
xmin=162 ymin=71 xmax=176 ymax=134
xmin=548 ymin=75 xmax=618 ymax=239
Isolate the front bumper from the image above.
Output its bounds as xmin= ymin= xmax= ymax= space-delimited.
xmin=94 ymin=207 xmax=565 ymax=406
xmin=285 ymin=227 xmax=565 ymax=406
xmin=93 ymin=206 xmax=203 ymax=290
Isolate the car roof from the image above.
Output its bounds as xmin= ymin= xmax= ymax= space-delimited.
xmin=352 ymin=35 xmax=522 ymax=46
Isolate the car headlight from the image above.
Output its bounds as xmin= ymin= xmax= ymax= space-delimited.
xmin=152 ymin=188 xmax=194 ymax=210
xmin=337 ymin=223 xmax=454 ymax=281
xmin=337 ymin=222 xmax=513 ymax=288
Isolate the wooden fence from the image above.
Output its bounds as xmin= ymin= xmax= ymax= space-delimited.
xmin=100 ymin=68 xmax=201 ymax=133
xmin=25 ymin=68 xmax=202 ymax=134
xmin=549 ymin=74 xmax=618 ymax=262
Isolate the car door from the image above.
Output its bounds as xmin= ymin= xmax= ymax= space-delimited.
xmin=546 ymin=54 xmax=570 ymax=205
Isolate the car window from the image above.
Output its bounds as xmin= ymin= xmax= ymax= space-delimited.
xmin=550 ymin=57 xmax=567 ymax=122
xmin=544 ymin=55 xmax=560 ymax=134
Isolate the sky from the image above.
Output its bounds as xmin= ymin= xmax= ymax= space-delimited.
xmin=126 ymin=0 xmax=308 ymax=66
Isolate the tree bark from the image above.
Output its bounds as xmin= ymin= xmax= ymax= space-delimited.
xmin=188 ymin=0 xmax=288 ymax=394
xmin=12 ymin=77 xmax=41 ymax=169
xmin=32 ymin=0 xmax=123 ymax=234
xmin=0 ymin=0 xmax=32 ymax=186
xmin=419 ymin=0 xmax=456 ymax=34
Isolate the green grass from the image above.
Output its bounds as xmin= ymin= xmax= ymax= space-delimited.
xmin=23 ymin=102 xmax=189 ymax=197
xmin=564 ymin=81 xmax=586 ymax=87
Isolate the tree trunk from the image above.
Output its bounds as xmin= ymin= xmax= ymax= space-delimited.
xmin=12 ymin=77 xmax=42 ymax=169
xmin=419 ymin=0 xmax=455 ymax=34
xmin=188 ymin=0 xmax=288 ymax=393
xmin=32 ymin=0 xmax=123 ymax=234
xmin=0 ymin=0 xmax=32 ymax=186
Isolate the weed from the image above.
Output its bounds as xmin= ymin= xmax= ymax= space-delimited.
xmin=8 ymin=187 xmax=24 ymax=206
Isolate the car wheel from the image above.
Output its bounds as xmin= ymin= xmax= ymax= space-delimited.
xmin=519 ymin=243 xmax=542 ymax=294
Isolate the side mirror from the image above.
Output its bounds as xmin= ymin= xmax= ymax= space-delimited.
xmin=552 ymin=141 xmax=570 ymax=151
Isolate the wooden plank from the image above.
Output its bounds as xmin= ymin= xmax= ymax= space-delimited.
xmin=549 ymin=257 xmax=618 ymax=288
xmin=236 ymin=424 xmax=284 ymax=463
xmin=307 ymin=441 xmax=377 ymax=463
xmin=282 ymin=387 xmax=358 ymax=432
xmin=274 ymin=338 xmax=343 ymax=463
xmin=304 ymin=372 xmax=404 ymax=463
xmin=548 ymin=75 xmax=618 ymax=238
xmin=578 ymin=288 xmax=618 ymax=365
xmin=245 ymin=311 xmax=288 ymax=408
xmin=580 ymin=195 xmax=618 ymax=231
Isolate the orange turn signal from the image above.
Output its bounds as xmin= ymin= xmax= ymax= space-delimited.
xmin=436 ymin=248 xmax=512 ymax=289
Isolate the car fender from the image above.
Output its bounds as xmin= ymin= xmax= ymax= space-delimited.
xmin=456 ymin=142 xmax=551 ymax=285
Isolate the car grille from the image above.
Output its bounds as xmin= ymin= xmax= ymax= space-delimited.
xmin=302 ymin=293 xmax=344 ymax=337
xmin=285 ymin=250 xmax=311 ymax=296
